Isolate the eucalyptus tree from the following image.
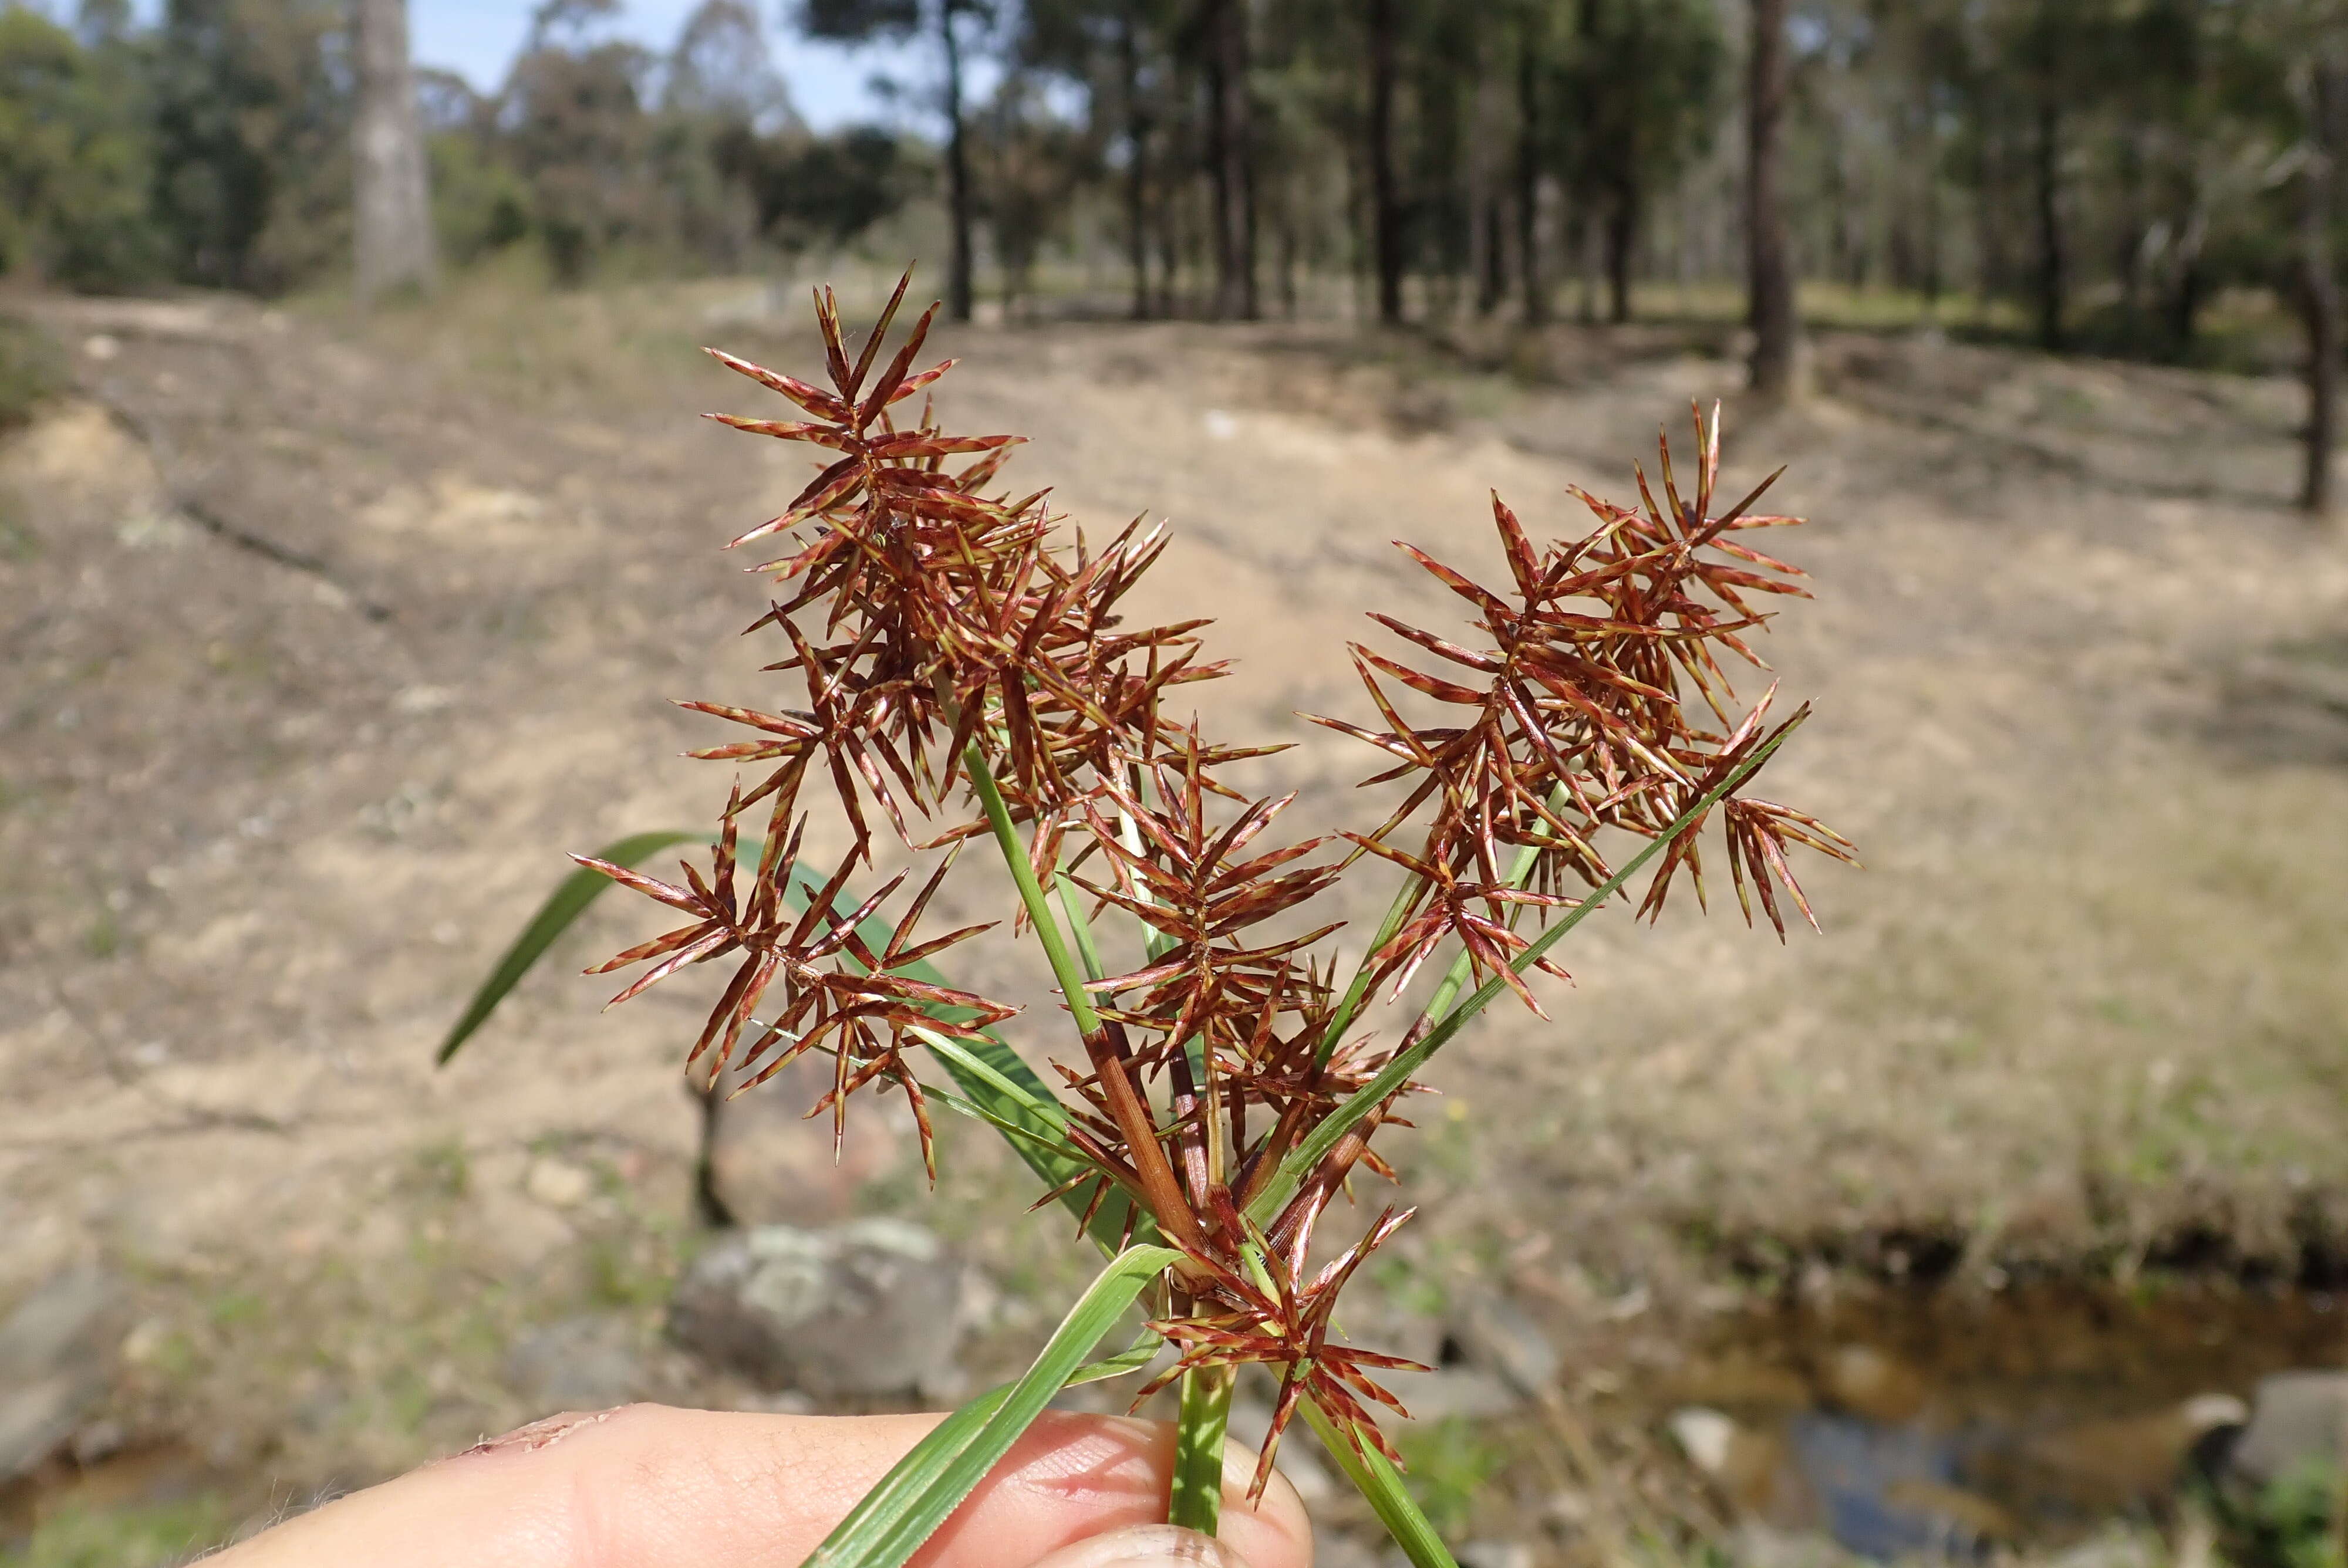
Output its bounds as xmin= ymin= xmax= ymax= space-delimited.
xmin=1748 ymin=0 xmax=1799 ymax=397
xmin=1561 ymin=0 xmax=1722 ymax=323
xmin=1021 ymin=0 xmax=1186 ymax=317
xmin=801 ymin=0 xmax=996 ymax=322
xmin=354 ymin=0 xmax=436 ymax=300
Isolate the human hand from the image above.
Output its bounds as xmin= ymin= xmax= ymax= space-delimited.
xmin=208 ymin=1403 xmax=1314 ymax=1568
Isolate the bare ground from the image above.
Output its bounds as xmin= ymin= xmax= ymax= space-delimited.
xmin=4 ymin=272 xmax=2347 ymax=1519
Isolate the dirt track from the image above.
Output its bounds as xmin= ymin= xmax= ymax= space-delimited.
xmin=4 ymin=274 xmax=2347 ymax=1483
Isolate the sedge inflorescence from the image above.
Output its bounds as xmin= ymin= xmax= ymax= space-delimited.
xmin=577 ymin=273 xmax=1853 ymax=1498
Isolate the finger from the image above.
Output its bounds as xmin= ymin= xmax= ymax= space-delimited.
xmin=208 ymin=1403 xmax=1315 ymax=1568
xmin=1025 ymin=1525 xmax=1253 ymax=1568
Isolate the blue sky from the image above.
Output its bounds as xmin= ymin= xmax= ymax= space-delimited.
xmin=412 ymin=1 xmax=923 ymax=129
xmin=81 ymin=0 xmax=930 ymax=131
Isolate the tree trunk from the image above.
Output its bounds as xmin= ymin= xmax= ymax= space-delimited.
xmin=1203 ymin=0 xmax=1256 ymax=320
xmin=353 ymin=0 xmax=436 ymax=302
xmin=1516 ymin=15 xmax=1545 ymax=326
xmin=1747 ymin=0 xmax=1797 ymax=399
xmin=2299 ymin=63 xmax=2342 ymax=519
xmin=1119 ymin=11 xmax=1151 ymax=321
xmin=941 ymin=2 xmax=975 ymax=323
xmin=1603 ymin=184 xmax=1635 ymax=324
xmin=1477 ymin=197 xmax=1505 ymax=316
xmin=2031 ymin=96 xmax=2065 ymax=352
xmin=1367 ymin=0 xmax=1404 ymax=325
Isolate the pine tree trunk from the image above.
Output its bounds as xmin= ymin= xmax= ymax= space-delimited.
xmin=2299 ymin=65 xmax=2342 ymax=519
xmin=1120 ymin=12 xmax=1151 ymax=322
xmin=1747 ymin=0 xmax=1798 ymax=399
xmin=353 ymin=0 xmax=436 ymax=302
xmin=2031 ymin=96 xmax=2065 ymax=352
xmin=942 ymin=2 xmax=975 ymax=324
xmin=1516 ymin=16 xmax=1546 ymax=327
xmin=1367 ymin=0 xmax=1404 ymax=325
xmin=1203 ymin=0 xmax=1257 ymax=320
xmin=1604 ymin=184 xmax=1635 ymax=324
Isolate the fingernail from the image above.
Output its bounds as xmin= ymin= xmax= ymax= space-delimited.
xmin=1024 ymin=1524 xmax=1254 ymax=1568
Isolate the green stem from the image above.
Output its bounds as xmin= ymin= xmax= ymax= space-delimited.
xmin=1247 ymin=723 xmax=1801 ymax=1225
xmin=965 ymin=743 xmax=1104 ymax=1037
xmin=1168 ymin=1362 xmax=1236 ymax=1533
xmin=1300 ymin=1402 xmax=1459 ymax=1568
xmin=1315 ymin=870 xmax=1425 ymax=1066
xmin=1411 ymin=830 xmax=1546 ymax=1035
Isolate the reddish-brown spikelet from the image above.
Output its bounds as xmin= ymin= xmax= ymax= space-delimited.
xmin=572 ymin=277 xmax=1852 ymax=1476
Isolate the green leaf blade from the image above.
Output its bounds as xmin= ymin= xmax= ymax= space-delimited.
xmin=1301 ymin=1403 xmax=1459 ymax=1568
xmin=805 ymin=1243 xmax=1183 ymax=1568
xmin=436 ymin=830 xmax=707 ymax=1065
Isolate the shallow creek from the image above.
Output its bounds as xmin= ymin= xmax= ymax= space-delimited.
xmin=1652 ymin=1280 xmax=2347 ymax=1556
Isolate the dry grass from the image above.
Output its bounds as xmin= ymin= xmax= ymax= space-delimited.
xmin=2 ymin=265 xmax=2346 ymax=1533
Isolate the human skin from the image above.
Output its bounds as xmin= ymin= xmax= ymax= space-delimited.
xmin=207 ymin=1404 xmax=1313 ymax=1568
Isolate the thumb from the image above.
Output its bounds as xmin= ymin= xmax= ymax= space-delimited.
xmin=1024 ymin=1525 xmax=1256 ymax=1568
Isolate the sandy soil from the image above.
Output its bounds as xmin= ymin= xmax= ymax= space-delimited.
xmin=4 ymin=273 xmax=2347 ymax=1498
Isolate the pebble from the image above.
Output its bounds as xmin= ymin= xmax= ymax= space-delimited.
xmin=524 ymin=1157 xmax=594 ymax=1209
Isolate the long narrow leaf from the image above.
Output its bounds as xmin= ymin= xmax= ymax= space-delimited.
xmin=437 ymin=831 xmax=706 ymax=1065
xmin=805 ymin=1244 xmax=1183 ymax=1568
xmin=1067 ymin=1327 xmax=1167 ymax=1387
xmin=1301 ymin=1403 xmax=1459 ymax=1568
xmin=438 ymin=833 xmax=1139 ymax=1246
xmin=1054 ymin=870 xmax=1109 ymax=982
xmin=1249 ymin=723 xmax=1799 ymax=1225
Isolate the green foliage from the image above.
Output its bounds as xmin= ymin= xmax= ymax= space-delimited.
xmin=426 ymin=127 xmax=533 ymax=268
xmin=0 ymin=315 xmax=65 ymax=431
xmin=1392 ymin=1417 xmax=1507 ymax=1542
xmin=149 ymin=0 xmax=351 ymax=293
xmin=2231 ymin=1458 xmax=2348 ymax=1568
xmin=3 ymin=1495 xmax=234 ymax=1568
xmin=0 ymin=6 xmax=166 ymax=289
xmin=728 ymin=126 xmax=918 ymax=256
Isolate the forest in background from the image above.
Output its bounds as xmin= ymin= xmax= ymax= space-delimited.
xmin=3 ymin=0 xmax=2348 ymax=508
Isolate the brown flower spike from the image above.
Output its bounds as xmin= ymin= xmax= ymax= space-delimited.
xmin=577 ymin=272 xmax=1851 ymax=1491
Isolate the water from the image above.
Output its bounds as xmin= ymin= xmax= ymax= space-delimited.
xmin=1659 ymin=1280 xmax=2346 ymax=1557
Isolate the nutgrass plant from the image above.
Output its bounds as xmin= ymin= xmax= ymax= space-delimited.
xmin=441 ymin=271 xmax=1852 ymax=1566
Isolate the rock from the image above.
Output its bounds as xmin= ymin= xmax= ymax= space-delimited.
xmin=504 ymin=1314 xmax=646 ymax=1413
xmin=1454 ymin=1293 xmax=1558 ymax=1398
xmin=1311 ymin=1526 xmax=1385 ymax=1568
xmin=1672 ymin=1407 xmax=1813 ymax=1524
xmin=2225 ymin=1371 xmax=2346 ymax=1491
xmin=1226 ymin=1396 xmax=1335 ymax=1503
xmin=1732 ymin=1522 xmax=1859 ymax=1568
xmin=1672 ymin=1407 xmax=1739 ymax=1475
xmin=667 ymin=1219 xmax=963 ymax=1400
xmin=0 ymin=1268 xmax=125 ymax=1479
xmin=1456 ymin=1542 xmax=1534 ymax=1568
xmin=1389 ymin=1366 xmax=1520 ymax=1421
xmin=524 ymin=1157 xmax=595 ymax=1209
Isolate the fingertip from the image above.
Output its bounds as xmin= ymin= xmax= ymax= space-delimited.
xmin=1024 ymin=1525 xmax=1254 ymax=1568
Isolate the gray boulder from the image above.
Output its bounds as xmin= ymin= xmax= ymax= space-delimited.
xmin=2224 ymin=1371 xmax=2347 ymax=1491
xmin=0 ymin=1268 xmax=125 ymax=1479
xmin=668 ymin=1219 xmax=963 ymax=1400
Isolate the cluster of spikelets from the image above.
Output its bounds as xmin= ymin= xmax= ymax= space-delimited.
xmin=576 ymin=273 xmax=1853 ymax=1496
